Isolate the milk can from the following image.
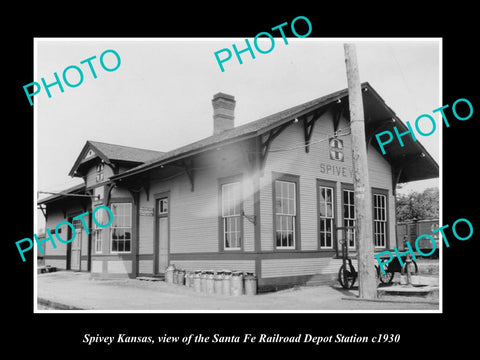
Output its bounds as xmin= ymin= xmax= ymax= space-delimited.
xmin=185 ymin=271 xmax=193 ymax=287
xmin=214 ymin=271 xmax=223 ymax=294
xmin=165 ymin=265 xmax=175 ymax=284
xmin=206 ymin=270 xmax=215 ymax=294
xmin=172 ymin=268 xmax=178 ymax=284
xmin=222 ymin=270 xmax=232 ymax=296
xmin=193 ymin=270 xmax=202 ymax=292
xmin=230 ymin=271 xmax=244 ymax=296
xmin=200 ymin=271 xmax=208 ymax=292
xmin=244 ymin=272 xmax=257 ymax=295
xmin=177 ymin=269 xmax=185 ymax=285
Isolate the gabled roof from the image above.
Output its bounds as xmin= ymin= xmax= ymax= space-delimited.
xmin=69 ymin=140 xmax=164 ymax=177
xmin=110 ymin=86 xmax=355 ymax=180
xmin=110 ymin=82 xmax=439 ymax=183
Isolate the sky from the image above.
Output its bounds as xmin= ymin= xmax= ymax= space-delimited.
xmin=35 ymin=38 xmax=441 ymax=230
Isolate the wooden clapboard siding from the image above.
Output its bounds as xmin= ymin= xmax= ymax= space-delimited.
xmin=44 ymin=210 xmax=68 ymax=258
xmin=91 ymin=260 xmax=102 ymax=273
xmin=44 ymin=203 xmax=86 ymax=263
xmin=261 ymin=257 xmax=359 ymax=278
xmin=138 ymin=259 xmax=154 ymax=274
xmin=81 ymin=260 xmax=88 ymax=271
xmin=80 ymin=227 xmax=89 ymax=256
xmin=169 ymin=169 xmax=218 ymax=253
xmin=260 ymin=109 xmax=395 ymax=252
xmin=138 ymin=207 xmax=154 ymax=255
xmin=261 ymin=111 xmax=344 ymax=252
xmin=107 ymin=260 xmax=132 ymax=274
xmin=171 ymin=260 xmax=255 ymax=272
xmin=85 ymin=165 xmax=113 ymax=189
xmin=137 ymin=145 xmax=256 ymax=256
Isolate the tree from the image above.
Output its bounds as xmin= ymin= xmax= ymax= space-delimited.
xmin=396 ymin=187 xmax=439 ymax=222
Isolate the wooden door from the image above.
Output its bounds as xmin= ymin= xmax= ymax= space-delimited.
xmin=70 ymin=218 xmax=82 ymax=271
xmin=157 ymin=198 xmax=169 ymax=273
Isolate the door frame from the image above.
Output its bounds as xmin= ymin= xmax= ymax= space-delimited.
xmin=66 ymin=213 xmax=83 ymax=271
xmin=154 ymin=191 xmax=170 ymax=274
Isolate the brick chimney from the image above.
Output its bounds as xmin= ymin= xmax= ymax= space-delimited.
xmin=212 ymin=92 xmax=236 ymax=134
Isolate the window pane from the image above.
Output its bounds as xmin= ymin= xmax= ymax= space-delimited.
xmin=325 ymin=219 xmax=332 ymax=232
xmin=320 ymin=188 xmax=325 ymax=204
xmin=326 ymin=188 xmax=332 ymax=203
xmin=327 ymin=203 xmax=333 ymax=218
xmin=282 ymin=182 xmax=288 ymax=199
xmin=275 ymin=199 xmax=282 ymax=214
xmin=287 ymin=232 xmax=293 ymax=247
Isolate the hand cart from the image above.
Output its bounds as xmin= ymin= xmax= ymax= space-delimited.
xmin=337 ymin=226 xmax=357 ymax=289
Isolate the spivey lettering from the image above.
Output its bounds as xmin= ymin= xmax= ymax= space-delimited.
xmin=319 ymin=162 xmax=353 ymax=178
xmin=214 ymin=16 xmax=312 ymax=72
xmin=23 ymin=49 xmax=121 ymax=106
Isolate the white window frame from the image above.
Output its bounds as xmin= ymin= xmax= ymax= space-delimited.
xmin=221 ymin=182 xmax=242 ymax=250
xmin=343 ymin=189 xmax=356 ymax=249
xmin=373 ymin=194 xmax=387 ymax=248
xmin=71 ymin=217 xmax=83 ymax=251
xmin=93 ymin=205 xmax=109 ymax=254
xmin=94 ymin=228 xmax=102 ymax=254
xmin=96 ymin=163 xmax=105 ymax=182
xmin=110 ymin=203 xmax=132 ymax=253
xmin=275 ymin=180 xmax=296 ymax=249
xmin=318 ymin=185 xmax=334 ymax=249
xmin=158 ymin=198 xmax=168 ymax=215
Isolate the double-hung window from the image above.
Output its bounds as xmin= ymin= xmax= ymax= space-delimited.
xmin=318 ymin=185 xmax=334 ymax=248
xmin=96 ymin=163 xmax=104 ymax=182
xmin=221 ymin=182 xmax=242 ymax=250
xmin=275 ymin=180 xmax=297 ymax=249
xmin=110 ymin=203 xmax=132 ymax=253
xmin=343 ymin=189 xmax=356 ymax=249
xmin=373 ymin=193 xmax=387 ymax=248
xmin=93 ymin=205 xmax=107 ymax=254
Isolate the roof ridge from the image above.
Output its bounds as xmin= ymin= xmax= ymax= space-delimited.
xmin=87 ymin=140 xmax=164 ymax=154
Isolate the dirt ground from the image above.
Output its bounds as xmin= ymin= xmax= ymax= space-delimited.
xmin=36 ymin=271 xmax=439 ymax=311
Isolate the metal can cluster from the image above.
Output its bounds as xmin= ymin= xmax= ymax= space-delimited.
xmin=165 ymin=265 xmax=257 ymax=296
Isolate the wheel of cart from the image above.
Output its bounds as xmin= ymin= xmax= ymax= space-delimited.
xmin=338 ymin=258 xmax=357 ymax=289
xmin=375 ymin=254 xmax=418 ymax=285
xmin=337 ymin=226 xmax=357 ymax=289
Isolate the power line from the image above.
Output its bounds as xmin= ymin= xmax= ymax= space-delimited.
xmin=264 ymin=126 xmax=351 ymax=153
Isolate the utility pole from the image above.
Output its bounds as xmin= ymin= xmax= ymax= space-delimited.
xmin=344 ymin=43 xmax=377 ymax=299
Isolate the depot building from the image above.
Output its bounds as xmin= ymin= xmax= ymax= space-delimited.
xmin=38 ymin=83 xmax=438 ymax=291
